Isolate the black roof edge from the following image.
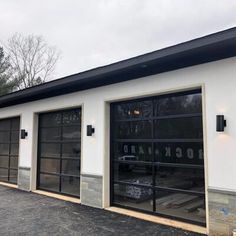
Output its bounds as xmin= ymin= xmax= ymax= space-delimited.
xmin=0 ymin=27 xmax=236 ymax=108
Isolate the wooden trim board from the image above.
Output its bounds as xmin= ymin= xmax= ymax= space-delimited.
xmin=33 ymin=190 xmax=81 ymax=204
xmin=106 ymin=207 xmax=207 ymax=235
xmin=0 ymin=181 xmax=18 ymax=189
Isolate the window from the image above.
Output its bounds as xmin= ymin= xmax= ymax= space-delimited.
xmin=110 ymin=89 xmax=205 ymax=226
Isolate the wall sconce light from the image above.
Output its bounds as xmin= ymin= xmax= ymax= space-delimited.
xmin=20 ymin=129 xmax=28 ymax=139
xmin=216 ymin=115 xmax=226 ymax=132
xmin=87 ymin=125 xmax=95 ymax=136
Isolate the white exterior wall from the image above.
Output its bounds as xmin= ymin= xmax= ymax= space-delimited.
xmin=0 ymin=56 xmax=235 ymax=195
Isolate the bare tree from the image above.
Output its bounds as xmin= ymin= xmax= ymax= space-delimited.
xmin=6 ymin=33 xmax=60 ymax=89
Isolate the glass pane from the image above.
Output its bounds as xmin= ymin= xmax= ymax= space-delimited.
xmin=0 ymin=156 xmax=9 ymax=168
xmin=114 ymin=163 xmax=152 ymax=186
xmin=0 ymin=144 xmax=9 ymax=155
xmin=39 ymin=174 xmax=59 ymax=192
xmin=40 ymin=112 xmax=61 ymax=127
xmin=0 ymin=168 xmax=8 ymax=181
xmin=155 ymin=190 xmax=205 ymax=224
xmin=62 ymin=126 xmax=80 ymax=140
xmin=0 ymin=131 xmax=10 ymax=143
xmin=113 ymin=184 xmax=153 ymax=212
xmin=11 ymin=118 xmax=20 ymax=130
xmin=40 ymin=127 xmax=60 ymax=141
xmin=114 ymin=100 xmax=152 ymax=120
xmin=114 ymin=121 xmax=152 ymax=139
xmin=10 ymin=144 xmax=19 ymax=156
xmin=62 ymin=143 xmax=80 ymax=158
xmin=10 ymin=156 xmax=18 ymax=169
xmin=61 ymin=176 xmax=80 ymax=196
xmin=40 ymin=158 xmax=60 ymax=174
xmin=40 ymin=143 xmax=60 ymax=158
xmin=155 ymin=167 xmax=205 ymax=191
xmin=155 ymin=142 xmax=204 ymax=165
xmin=11 ymin=131 xmax=19 ymax=143
xmin=154 ymin=93 xmax=202 ymax=116
xmin=114 ymin=142 xmax=152 ymax=162
xmin=62 ymin=109 xmax=81 ymax=125
xmin=62 ymin=159 xmax=80 ymax=176
xmin=0 ymin=120 xmax=10 ymax=131
xmin=9 ymin=169 xmax=17 ymax=183
xmin=154 ymin=117 xmax=203 ymax=139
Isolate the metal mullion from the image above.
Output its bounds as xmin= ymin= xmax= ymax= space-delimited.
xmin=59 ymin=112 xmax=63 ymax=192
xmin=60 ymin=173 xmax=80 ymax=178
xmin=151 ymin=98 xmax=156 ymax=212
xmin=114 ymin=180 xmax=152 ymax=189
xmin=113 ymin=160 xmax=152 ymax=166
xmin=40 ymin=123 xmax=81 ymax=129
xmin=40 ymin=140 xmax=81 ymax=144
xmin=0 ymin=166 xmax=9 ymax=169
xmin=156 ymin=162 xmax=204 ymax=169
xmin=153 ymin=113 xmax=202 ymax=120
xmin=7 ymin=119 xmax=12 ymax=182
xmin=115 ymin=138 xmax=203 ymax=143
xmin=40 ymin=171 xmax=60 ymax=176
xmin=154 ymin=185 xmax=205 ymax=196
xmin=113 ymin=112 xmax=202 ymax=123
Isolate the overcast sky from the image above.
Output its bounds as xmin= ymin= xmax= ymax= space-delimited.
xmin=1 ymin=0 xmax=236 ymax=79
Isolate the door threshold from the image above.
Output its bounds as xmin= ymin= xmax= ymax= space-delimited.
xmin=0 ymin=181 xmax=18 ymax=189
xmin=33 ymin=190 xmax=81 ymax=204
xmin=106 ymin=207 xmax=207 ymax=235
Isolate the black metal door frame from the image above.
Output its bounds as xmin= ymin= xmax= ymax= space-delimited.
xmin=37 ymin=107 xmax=81 ymax=197
xmin=110 ymin=89 xmax=206 ymax=226
xmin=0 ymin=117 xmax=20 ymax=184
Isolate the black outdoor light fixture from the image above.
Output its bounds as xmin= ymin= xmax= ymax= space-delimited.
xmin=20 ymin=129 xmax=28 ymax=139
xmin=216 ymin=115 xmax=227 ymax=132
xmin=87 ymin=125 xmax=95 ymax=136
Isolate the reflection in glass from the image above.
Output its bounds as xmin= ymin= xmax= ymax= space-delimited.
xmin=0 ymin=168 xmax=8 ymax=182
xmin=115 ymin=121 xmax=152 ymax=139
xmin=114 ymin=142 xmax=152 ymax=162
xmin=155 ymin=190 xmax=205 ymax=224
xmin=154 ymin=117 xmax=203 ymax=139
xmin=40 ymin=174 xmax=59 ymax=192
xmin=114 ymin=100 xmax=152 ymax=120
xmin=114 ymin=163 xmax=152 ymax=185
xmin=40 ymin=143 xmax=60 ymax=158
xmin=40 ymin=112 xmax=61 ymax=127
xmin=61 ymin=176 xmax=80 ymax=196
xmin=40 ymin=158 xmax=60 ymax=174
xmin=154 ymin=93 xmax=202 ymax=116
xmin=114 ymin=184 xmax=153 ymax=212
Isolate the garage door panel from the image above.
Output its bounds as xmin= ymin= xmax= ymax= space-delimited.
xmin=10 ymin=156 xmax=18 ymax=169
xmin=0 ymin=117 xmax=20 ymax=184
xmin=38 ymin=108 xmax=81 ymax=197
xmin=61 ymin=176 xmax=80 ymax=196
xmin=39 ymin=174 xmax=60 ymax=192
xmin=111 ymin=89 xmax=206 ymax=226
xmin=0 ymin=156 xmax=9 ymax=168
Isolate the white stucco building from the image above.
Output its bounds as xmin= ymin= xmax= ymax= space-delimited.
xmin=0 ymin=27 xmax=235 ymax=235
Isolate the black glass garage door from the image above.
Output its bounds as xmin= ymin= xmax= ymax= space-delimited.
xmin=37 ymin=108 xmax=81 ymax=197
xmin=110 ymin=89 xmax=205 ymax=226
xmin=0 ymin=117 xmax=20 ymax=184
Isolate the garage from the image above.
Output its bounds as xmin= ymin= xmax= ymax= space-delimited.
xmin=0 ymin=117 xmax=20 ymax=184
xmin=37 ymin=108 xmax=81 ymax=197
xmin=110 ymin=89 xmax=206 ymax=226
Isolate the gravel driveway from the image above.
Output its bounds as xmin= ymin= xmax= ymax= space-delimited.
xmin=0 ymin=185 xmax=206 ymax=236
